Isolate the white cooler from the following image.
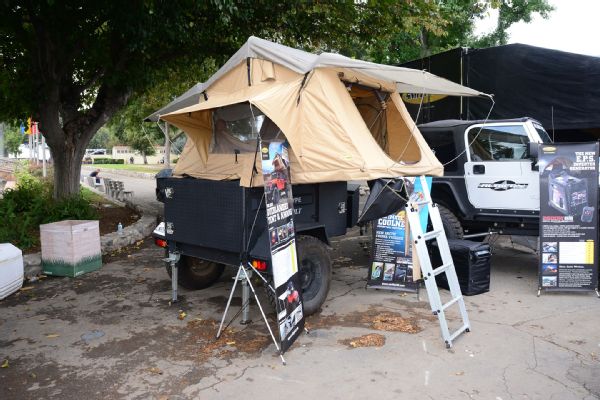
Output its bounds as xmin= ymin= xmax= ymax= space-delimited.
xmin=0 ymin=243 xmax=24 ymax=300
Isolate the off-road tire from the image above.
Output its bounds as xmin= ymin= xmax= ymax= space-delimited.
xmin=263 ymin=235 xmax=332 ymax=316
xmin=165 ymin=253 xmax=225 ymax=290
xmin=435 ymin=204 xmax=464 ymax=239
xmin=296 ymin=235 xmax=332 ymax=315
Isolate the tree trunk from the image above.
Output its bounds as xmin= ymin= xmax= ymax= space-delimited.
xmin=51 ymin=142 xmax=86 ymax=199
xmin=143 ymin=153 xmax=148 ymax=164
xmin=164 ymin=122 xmax=171 ymax=168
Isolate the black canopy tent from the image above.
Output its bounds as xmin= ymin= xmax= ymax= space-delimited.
xmin=401 ymin=44 xmax=600 ymax=142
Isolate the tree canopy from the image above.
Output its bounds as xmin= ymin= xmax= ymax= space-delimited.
xmin=0 ymin=0 xmax=552 ymax=198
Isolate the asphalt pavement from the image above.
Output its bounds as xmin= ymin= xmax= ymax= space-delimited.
xmin=81 ymin=167 xmax=163 ymax=215
xmin=1 ymin=169 xmax=598 ymax=399
xmin=1 ymin=227 xmax=599 ymax=399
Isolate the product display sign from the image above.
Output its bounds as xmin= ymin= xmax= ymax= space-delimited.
xmin=261 ymin=140 xmax=304 ymax=353
xmin=538 ymin=143 xmax=599 ymax=292
xmin=367 ymin=177 xmax=432 ymax=292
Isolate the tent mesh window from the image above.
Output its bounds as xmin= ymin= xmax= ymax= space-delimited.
xmin=211 ymin=103 xmax=284 ymax=154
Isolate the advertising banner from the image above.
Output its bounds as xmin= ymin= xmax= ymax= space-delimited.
xmin=261 ymin=140 xmax=304 ymax=353
xmin=367 ymin=177 xmax=432 ymax=292
xmin=538 ymin=143 xmax=599 ymax=292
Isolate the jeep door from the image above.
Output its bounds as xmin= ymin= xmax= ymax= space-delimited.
xmin=463 ymin=123 xmax=539 ymax=210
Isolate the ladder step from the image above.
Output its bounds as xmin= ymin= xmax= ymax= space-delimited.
xmin=449 ymin=323 xmax=470 ymax=342
xmin=433 ymin=262 xmax=453 ymax=277
xmin=422 ymin=229 xmax=443 ymax=241
xmin=442 ymin=295 xmax=463 ymax=311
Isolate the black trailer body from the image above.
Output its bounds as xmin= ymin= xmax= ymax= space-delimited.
xmin=157 ymin=176 xmax=357 ymax=271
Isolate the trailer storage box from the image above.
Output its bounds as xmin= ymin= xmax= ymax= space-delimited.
xmin=430 ymin=239 xmax=491 ymax=296
xmin=0 ymin=243 xmax=24 ymax=300
xmin=41 ymin=220 xmax=102 ymax=277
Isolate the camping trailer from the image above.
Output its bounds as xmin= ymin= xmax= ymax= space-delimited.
xmin=148 ymin=36 xmax=488 ymax=315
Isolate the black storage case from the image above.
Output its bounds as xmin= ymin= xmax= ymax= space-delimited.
xmin=429 ymin=239 xmax=491 ymax=296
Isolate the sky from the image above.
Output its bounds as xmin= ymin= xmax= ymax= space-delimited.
xmin=474 ymin=0 xmax=600 ymax=56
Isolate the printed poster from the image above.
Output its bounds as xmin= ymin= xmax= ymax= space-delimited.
xmin=538 ymin=143 xmax=598 ymax=291
xmin=261 ymin=140 xmax=304 ymax=353
xmin=367 ymin=177 xmax=432 ymax=291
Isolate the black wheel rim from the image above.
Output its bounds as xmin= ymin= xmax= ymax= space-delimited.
xmin=299 ymin=258 xmax=320 ymax=297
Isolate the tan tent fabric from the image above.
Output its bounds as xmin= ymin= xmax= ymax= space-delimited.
xmin=159 ymin=37 xmax=486 ymax=186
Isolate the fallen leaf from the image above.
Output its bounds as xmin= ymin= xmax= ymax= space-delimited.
xmin=1 ymin=359 xmax=8 ymax=368
xmin=46 ymin=334 xmax=60 ymax=338
xmin=178 ymin=311 xmax=187 ymax=320
xmin=19 ymin=286 xmax=34 ymax=292
xmin=455 ymin=371 xmax=465 ymax=376
xmin=148 ymin=367 xmax=163 ymax=375
xmin=30 ymin=372 xmax=36 ymax=379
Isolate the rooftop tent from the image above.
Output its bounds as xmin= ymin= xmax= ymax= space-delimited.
xmin=145 ymin=83 xmax=207 ymax=123
xmin=156 ymin=36 xmax=489 ymax=186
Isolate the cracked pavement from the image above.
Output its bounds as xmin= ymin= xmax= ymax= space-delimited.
xmin=1 ymin=233 xmax=599 ymax=400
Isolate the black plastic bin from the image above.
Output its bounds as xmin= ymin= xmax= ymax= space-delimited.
xmin=429 ymin=239 xmax=491 ymax=295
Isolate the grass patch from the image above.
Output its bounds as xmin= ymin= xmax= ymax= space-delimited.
xmin=81 ymin=186 xmax=109 ymax=204
xmin=91 ymin=164 xmax=163 ymax=173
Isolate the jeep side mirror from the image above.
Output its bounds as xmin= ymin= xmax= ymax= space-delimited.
xmin=528 ymin=142 xmax=539 ymax=171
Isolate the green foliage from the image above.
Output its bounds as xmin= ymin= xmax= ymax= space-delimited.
xmin=473 ymin=0 xmax=554 ymax=47
xmin=372 ymin=0 xmax=554 ymax=63
xmin=88 ymin=127 xmax=112 ymax=150
xmin=0 ymin=0 xmax=553 ymax=200
xmin=0 ymin=172 xmax=98 ymax=249
xmin=93 ymin=158 xmax=124 ymax=165
xmin=4 ymin=126 xmax=25 ymax=156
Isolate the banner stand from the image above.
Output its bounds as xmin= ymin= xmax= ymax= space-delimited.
xmin=365 ymin=177 xmax=432 ymax=295
xmin=216 ymin=262 xmax=287 ymax=366
xmin=537 ymin=142 xmax=600 ymax=297
xmin=537 ymin=282 xmax=600 ymax=298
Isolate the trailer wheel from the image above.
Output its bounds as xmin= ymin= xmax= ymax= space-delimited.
xmin=165 ymin=253 xmax=225 ymax=290
xmin=435 ymin=204 xmax=464 ymax=239
xmin=296 ymin=235 xmax=332 ymax=315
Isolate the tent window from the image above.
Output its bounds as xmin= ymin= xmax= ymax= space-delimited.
xmin=211 ymin=103 xmax=284 ymax=154
xmin=352 ymin=88 xmax=389 ymax=150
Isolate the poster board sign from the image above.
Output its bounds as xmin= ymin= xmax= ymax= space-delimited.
xmin=367 ymin=177 xmax=432 ymax=291
xmin=538 ymin=143 xmax=599 ymax=292
xmin=261 ymin=141 xmax=304 ymax=353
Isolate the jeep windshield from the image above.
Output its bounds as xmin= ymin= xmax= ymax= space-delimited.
xmin=533 ymin=121 xmax=552 ymax=143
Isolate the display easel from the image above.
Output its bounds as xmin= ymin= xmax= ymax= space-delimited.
xmin=217 ymin=260 xmax=287 ymax=365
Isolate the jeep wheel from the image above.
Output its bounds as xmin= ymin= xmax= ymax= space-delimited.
xmin=435 ymin=204 xmax=464 ymax=239
xmin=296 ymin=235 xmax=332 ymax=315
xmin=166 ymin=253 xmax=225 ymax=290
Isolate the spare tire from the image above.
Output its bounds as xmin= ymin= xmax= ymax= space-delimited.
xmin=165 ymin=253 xmax=225 ymax=290
xmin=296 ymin=235 xmax=332 ymax=315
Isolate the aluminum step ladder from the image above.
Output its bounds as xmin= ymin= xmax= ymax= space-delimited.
xmin=405 ymin=176 xmax=471 ymax=348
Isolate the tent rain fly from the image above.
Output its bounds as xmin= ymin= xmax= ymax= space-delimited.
xmin=151 ymin=36 xmax=490 ymax=187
